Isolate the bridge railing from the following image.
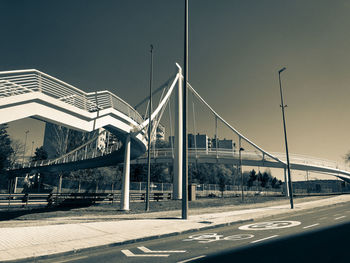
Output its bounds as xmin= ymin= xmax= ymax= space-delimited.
xmin=0 ymin=69 xmax=143 ymax=124
xmin=10 ymin=129 xmax=123 ymax=170
xmin=141 ymin=148 xmax=272 ymax=162
xmin=270 ymin=152 xmax=348 ymax=172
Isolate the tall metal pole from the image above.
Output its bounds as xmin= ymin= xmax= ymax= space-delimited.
xmin=182 ymin=0 xmax=189 ymax=219
xmin=146 ymin=45 xmax=154 ymax=211
xmin=22 ymin=130 xmax=29 ymax=165
xmin=278 ymin=67 xmax=294 ymax=209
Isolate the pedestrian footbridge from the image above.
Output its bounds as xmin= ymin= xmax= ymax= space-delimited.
xmin=1 ymin=66 xmax=350 ymax=211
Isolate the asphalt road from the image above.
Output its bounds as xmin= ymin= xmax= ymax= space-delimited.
xmin=37 ymin=202 xmax=350 ymax=263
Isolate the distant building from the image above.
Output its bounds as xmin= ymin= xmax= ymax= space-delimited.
xmin=188 ymin=133 xmax=209 ymax=150
xmin=169 ymin=133 xmax=210 ymax=151
xmin=211 ymin=138 xmax=236 ymax=151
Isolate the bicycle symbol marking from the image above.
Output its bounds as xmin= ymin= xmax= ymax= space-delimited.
xmin=183 ymin=233 xmax=254 ymax=243
xmin=239 ymin=221 xmax=301 ymax=231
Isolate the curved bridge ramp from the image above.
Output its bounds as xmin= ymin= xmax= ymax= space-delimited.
xmin=0 ymin=69 xmax=149 ymax=172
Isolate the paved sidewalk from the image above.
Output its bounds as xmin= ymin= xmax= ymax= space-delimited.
xmin=1 ymin=195 xmax=350 ymax=262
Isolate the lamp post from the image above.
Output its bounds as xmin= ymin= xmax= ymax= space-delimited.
xmin=146 ymin=44 xmax=154 ymax=212
xmin=22 ymin=130 xmax=29 ymax=165
xmin=278 ymin=67 xmax=294 ymax=209
xmin=182 ymin=0 xmax=189 ymax=219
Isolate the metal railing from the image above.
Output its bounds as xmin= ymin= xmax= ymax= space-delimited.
xmin=0 ymin=69 xmax=143 ymax=124
xmin=10 ymin=129 xmax=122 ymax=170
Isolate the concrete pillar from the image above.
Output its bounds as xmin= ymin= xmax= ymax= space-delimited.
xmin=173 ymin=65 xmax=183 ymax=199
xmin=58 ymin=174 xmax=63 ymax=194
xmin=284 ymin=167 xmax=289 ymax=197
xmin=120 ymin=134 xmax=131 ymax=210
xmin=13 ymin=177 xmax=18 ymax=194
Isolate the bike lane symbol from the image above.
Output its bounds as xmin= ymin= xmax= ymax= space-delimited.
xmin=239 ymin=221 xmax=301 ymax=231
xmin=183 ymin=233 xmax=254 ymax=243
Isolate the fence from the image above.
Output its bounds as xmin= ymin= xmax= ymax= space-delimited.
xmin=0 ymin=192 xmax=172 ymax=210
xmin=4 ymin=176 xmax=346 ymax=197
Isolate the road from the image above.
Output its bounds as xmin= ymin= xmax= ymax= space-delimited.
xmin=37 ymin=202 xmax=350 ymax=263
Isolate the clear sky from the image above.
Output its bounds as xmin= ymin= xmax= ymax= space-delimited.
xmin=2 ymin=0 xmax=350 ymax=180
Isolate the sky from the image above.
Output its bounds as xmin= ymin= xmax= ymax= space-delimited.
xmin=1 ymin=0 xmax=350 ymax=181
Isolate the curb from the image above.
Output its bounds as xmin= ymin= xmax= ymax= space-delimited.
xmin=4 ymin=218 xmax=254 ymax=263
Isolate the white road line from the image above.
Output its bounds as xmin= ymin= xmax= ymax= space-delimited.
xmin=319 ymin=217 xmax=328 ymax=220
xmin=303 ymin=223 xmax=320 ymax=229
xmin=138 ymin=246 xmax=186 ymax=253
xmin=250 ymin=235 xmax=278 ymax=244
xmin=335 ymin=216 xmax=346 ymax=220
xmin=177 ymin=255 xmax=206 ymax=263
xmin=121 ymin=249 xmax=169 ymax=257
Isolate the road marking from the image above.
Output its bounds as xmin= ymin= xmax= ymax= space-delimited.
xmin=183 ymin=233 xmax=254 ymax=243
xmin=251 ymin=235 xmax=278 ymax=244
xmin=319 ymin=217 xmax=328 ymax=220
xmin=223 ymin=234 xmax=254 ymax=241
xmin=239 ymin=221 xmax=301 ymax=230
xmin=183 ymin=233 xmax=223 ymax=243
xmin=177 ymin=255 xmax=206 ymax=263
xmin=121 ymin=249 xmax=169 ymax=257
xmin=335 ymin=216 xmax=346 ymax=220
xmin=138 ymin=246 xmax=186 ymax=253
xmin=303 ymin=223 xmax=319 ymax=229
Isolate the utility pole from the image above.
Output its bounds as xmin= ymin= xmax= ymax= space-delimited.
xmin=182 ymin=0 xmax=189 ymax=219
xmin=146 ymin=45 xmax=154 ymax=211
xmin=278 ymin=67 xmax=294 ymax=209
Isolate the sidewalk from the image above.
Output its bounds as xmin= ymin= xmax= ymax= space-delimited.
xmin=1 ymin=195 xmax=350 ymax=262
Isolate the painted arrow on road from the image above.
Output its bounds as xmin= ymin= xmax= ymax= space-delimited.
xmin=138 ymin=246 xmax=186 ymax=253
xmin=121 ymin=246 xmax=187 ymax=257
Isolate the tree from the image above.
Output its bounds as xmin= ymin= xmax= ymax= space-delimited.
xmin=0 ymin=124 xmax=13 ymax=191
xmin=261 ymin=172 xmax=270 ymax=188
xmin=247 ymin=169 xmax=257 ymax=188
xmin=0 ymin=124 xmax=13 ymax=171
xmin=217 ymin=164 xmax=232 ymax=197
xmin=31 ymin=146 xmax=48 ymax=162
xmin=9 ymin=139 xmax=24 ymax=166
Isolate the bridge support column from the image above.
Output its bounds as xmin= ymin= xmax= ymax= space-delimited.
xmin=284 ymin=168 xmax=289 ymax=197
xmin=120 ymin=134 xmax=131 ymax=211
xmin=173 ymin=65 xmax=183 ymax=199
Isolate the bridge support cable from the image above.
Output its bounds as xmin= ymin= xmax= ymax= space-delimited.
xmin=168 ymin=99 xmax=175 ymax=159
xmin=215 ymin=116 xmax=218 ymax=159
xmin=192 ymin=99 xmax=198 ymax=159
xmin=134 ymin=73 xmax=179 ymax=133
xmin=120 ymin=134 xmax=131 ymax=211
xmin=187 ymin=83 xmax=284 ymax=165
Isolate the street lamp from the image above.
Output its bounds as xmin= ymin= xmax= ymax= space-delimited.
xmin=182 ymin=0 xmax=189 ymax=220
xmin=146 ymin=44 xmax=154 ymax=212
xmin=22 ymin=130 xmax=29 ymax=165
xmin=278 ymin=67 xmax=294 ymax=209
